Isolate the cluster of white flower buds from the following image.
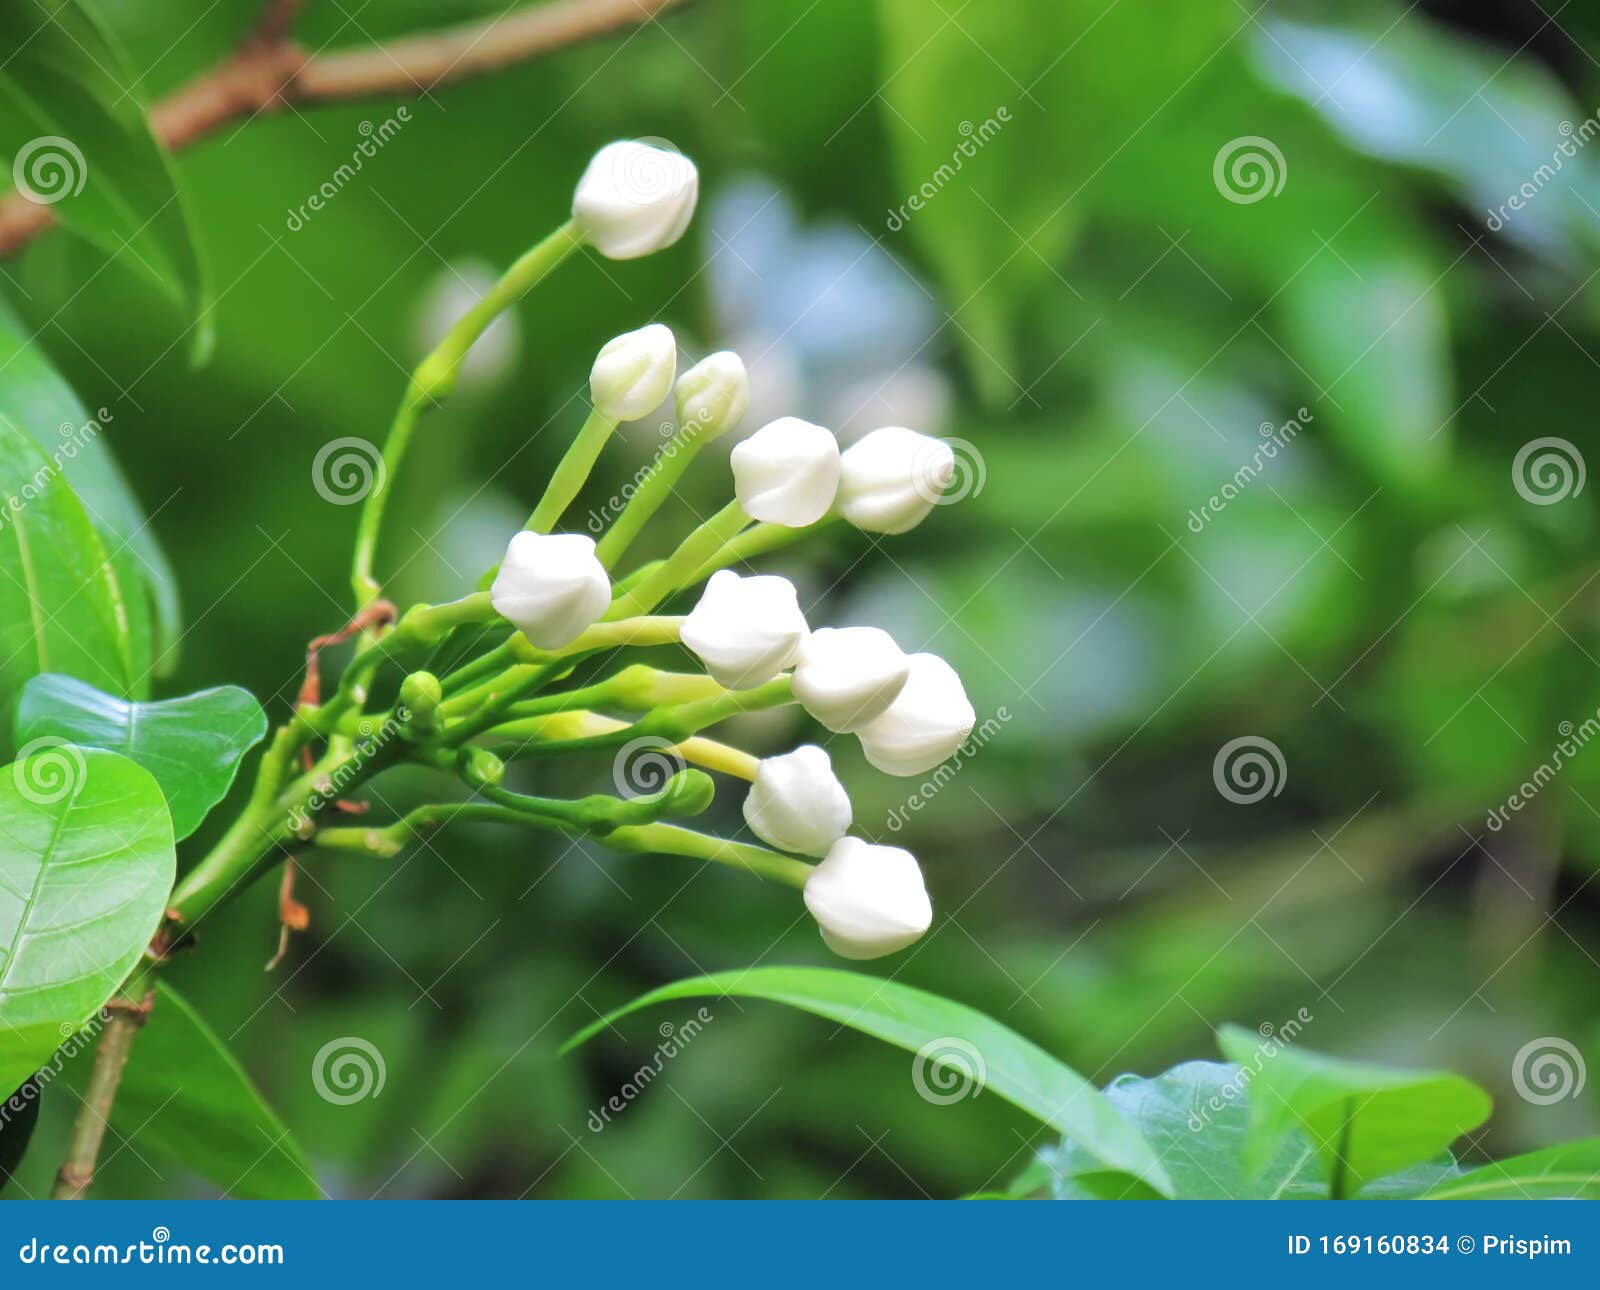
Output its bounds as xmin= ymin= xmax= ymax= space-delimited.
xmin=486 ymin=140 xmax=975 ymax=960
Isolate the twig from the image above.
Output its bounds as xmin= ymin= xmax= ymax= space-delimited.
xmin=50 ymin=991 xmax=154 ymax=1201
xmin=0 ymin=0 xmax=690 ymax=257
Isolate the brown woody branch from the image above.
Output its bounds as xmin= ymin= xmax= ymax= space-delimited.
xmin=0 ymin=0 xmax=689 ymax=257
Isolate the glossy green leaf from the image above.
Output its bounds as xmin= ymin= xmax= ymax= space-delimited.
xmin=565 ymin=966 xmax=1173 ymax=1195
xmin=113 ymin=982 xmax=320 ymax=1199
xmin=0 ymin=748 xmax=175 ymax=1097
xmin=0 ymin=298 xmax=181 ymax=665
xmin=1425 ymin=1139 xmax=1600 ymax=1200
xmin=1036 ymin=1061 xmax=1459 ymax=1199
xmin=0 ymin=419 xmax=145 ymax=734
xmin=17 ymin=673 xmax=266 ymax=840
xmin=1216 ymin=1024 xmax=1492 ymax=1196
xmin=0 ymin=0 xmax=208 ymax=353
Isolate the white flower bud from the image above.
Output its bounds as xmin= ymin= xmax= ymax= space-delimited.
xmin=836 ymin=426 xmax=955 ymax=534
xmin=803 ymin=837 xmax=932 ymax=960
xmin=680 ymin=569 xmax=807 ymax=689
xmin=590 ymin=323 xmax=676 ymax=421
xmin=490 ymin=531 xmax=611 ymax=649
xmin=855 ymin=652 xmax=975 ymax=776
xmin=675 ymin=351 xmax=749 ymax=439
xmin=572 ymin=140 xmax=699 ymax=260
xmin=730 ymin=417 xmax=840 ymax=527
xmin=791 ymin=626 xmax=910 ymax=733
xmin=743 ymin=745 xmax=851 ymax=856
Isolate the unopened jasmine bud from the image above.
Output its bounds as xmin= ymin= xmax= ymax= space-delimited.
xmin=855 ymin=652 xmax=975 ymax=776
xmin=731 ymin=417 xmax=840 ymax=527
xmin=458 ymin=746 xmax=505 ymax=789
xmin=803 ymin=837 xmax=932 ymax=960
xmin=743 ymin=746 xmax=851 ymax=856
xmin=680 ymin=570 xmax=808 ymax=690
xmin=572 ymin=140 xmax=698 ymax=260
xmin=792 ymin=627 xmax=909 ymax=733
xmin=399 ymin=671 xmax=444 ymax=737
xmin=675 ymin=351 xmax=749 ymax=439
xmin=490 ymin=531 xmax=611 ymax=649
xmin=836 ymin=426 xmax=955 ymax=534
xmin=591 ymin=323 xmax=676 ymax=421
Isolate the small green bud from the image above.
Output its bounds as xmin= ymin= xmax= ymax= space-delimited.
xmin=457 ymin=746 xmax=505 ymax=789
xmin=660 ymin=768 xmax=715 ymax=818
xmin=400 ymin=671 xmax=444 ymax=738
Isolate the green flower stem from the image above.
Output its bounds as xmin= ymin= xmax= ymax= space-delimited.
xmin=608 ymin=500 xmax=749 ymax=617
xmin=485 ymin=711 xmax=761 ymax=781
xmin=612 ymin=558 xmax=664 ymax=598
xmin=689 ymin=515 xmax=836 ymax=583
xmin=312 ymin=593 xmax=495 ymax=729
xmin=594 ymin=420 xmax=724 ymax=570
xmin=606 ymin=822 xmax=813 ymax=888
xmin=350 ymin=221 xmax=583 ymax=609
xmin=526 ymin=405 xmax=619 ymax=533
xmin=314 ymin=802 xmax=546 ymax=858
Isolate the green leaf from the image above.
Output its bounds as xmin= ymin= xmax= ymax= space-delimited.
xmin=1425 ymin=1139 xmax=1600 ymax=1200
xmin=0 ymin=0 xmax=208 ymax=353
xmin=564 ymin=966 xmax=1173 ymax=1196
xmin=0 ymin=747 xmax=175 ymax=1097
xmin=876 ymin=0 xmax=1233 ymax=401
xmin=0 ymin=298 xmax=182 ymax=666
xmin=16 ymin=673 xmax=266 ymax=840
xmin=113 ymin=982 xmax=319 ymax=1199
xmin=1037 ymin=1061 xmax=1459 ymax=1199
xmin=0 ymin=419 xmax=145 ymax=733
xmin=1216 ymin=1024 xmax=1491 ymax=1196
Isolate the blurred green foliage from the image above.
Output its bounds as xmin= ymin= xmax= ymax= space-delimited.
xmin=5 ymin=0 xmax=1600 ymax=1198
